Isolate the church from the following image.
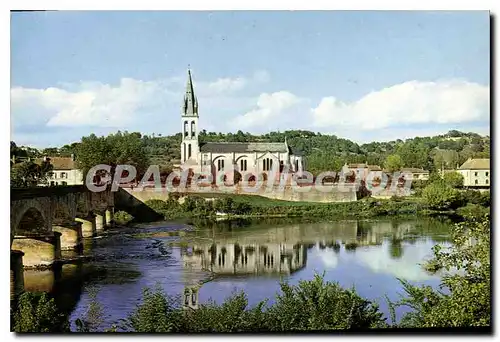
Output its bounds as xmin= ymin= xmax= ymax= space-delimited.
xmin=178 ymin=69 xmax=305 ymax=183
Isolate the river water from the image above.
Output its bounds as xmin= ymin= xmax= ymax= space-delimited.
xmin=25 ymin=217 xmax=453 ymax=330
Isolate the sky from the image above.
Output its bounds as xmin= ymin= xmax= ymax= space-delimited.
xmin=10 ymin=10 xmax=490 ymax=148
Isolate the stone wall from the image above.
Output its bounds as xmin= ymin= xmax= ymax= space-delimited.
xmin=119 ymin=184 xmax=357 ymax=204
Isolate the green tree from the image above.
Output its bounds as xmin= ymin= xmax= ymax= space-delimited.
xmin=12 ymin=292 xmax=69 ymax=332
xmin=11 ymin=160 xmax=53 ymax=187
xmin=393 ymin=216 xmax=490 ymax=327
xmin=265 ymin=274 xmax=386 ymax=330
xmin=75 ymin=131 xmax=150 ymax=182
xmin=384 ymin=154 xmax=404 ymax=173
xmin=124 ymin=286 xmax=182 ymax=332
xmin=443 ymin=171 xmax=464 ymax=189
xmin=422 ymin=181 xmax=462 ymax=210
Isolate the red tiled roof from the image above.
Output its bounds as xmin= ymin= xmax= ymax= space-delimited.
xmin=35 ymin=157 xmax=76 ymax=170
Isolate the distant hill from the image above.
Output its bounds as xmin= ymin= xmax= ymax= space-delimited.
xmin=11 ymin=129 xmax=489 ymax=175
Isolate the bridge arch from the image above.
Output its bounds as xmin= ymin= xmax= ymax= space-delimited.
xmin=12 ymin=204 xmax=50 ymax=237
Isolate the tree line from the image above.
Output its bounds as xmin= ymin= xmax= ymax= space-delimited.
xmin=10 ymin=129 xmax=489 ymax=186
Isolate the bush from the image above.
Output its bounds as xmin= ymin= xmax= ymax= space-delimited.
xmin=113 ymin=211 xmax=134 ymax=225
xmin=144 ymin=199 xmax=170 ymax=213
xmin=456 ymin=203 xmax=490 ymax=220
xmin=462 ymin=189 xmax=483 ymax=205
xmin=77 ymin=274 xmax=386 ymax=332
xmin=124 ymin=286 xmax=183 ymax=332
xmin=443 ymin=171 xmax=464 ymax=189
xmin=264 ymin=274 xmax=386 ymax=330
xmin=392 ymin=216 xmax=490 ymax=327
xmin=422 ymin=181 xmax=463 ymax=210
xmin=12 ymin=292 xmax=69 ymax=332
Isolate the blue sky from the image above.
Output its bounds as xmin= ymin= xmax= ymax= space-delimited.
xmin=11 ymin=11 xmax=490 ymax=148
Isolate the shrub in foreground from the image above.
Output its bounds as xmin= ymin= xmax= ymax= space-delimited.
xmin=113 ymin=211 xmax=134 ymax=225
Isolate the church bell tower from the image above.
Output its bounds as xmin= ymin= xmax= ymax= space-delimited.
xmin=181 ymin=69 xmax=200 ymax=163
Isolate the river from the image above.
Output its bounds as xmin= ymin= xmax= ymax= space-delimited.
xmin=24 ymin=217 xmax=453 ymax=330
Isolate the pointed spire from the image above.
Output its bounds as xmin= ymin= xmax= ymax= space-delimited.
xmin=183 ymin=68 xmax=198 ymax=116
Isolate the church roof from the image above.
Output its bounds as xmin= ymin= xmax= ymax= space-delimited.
xmin=200 ymin=142 xmax=290 ymax=154
xmin=182 ymin=69 xmax=198 ymax=116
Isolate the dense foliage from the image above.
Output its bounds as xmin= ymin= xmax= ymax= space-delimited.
xmin=11 ymin=129 xmax=489 ymax=181
xmin=392 ymin=215 xmax=490 ymax=327
xmin=12 ymin=292 xmax=69 ymax=332
xmin=113 ymin=211 xmax=135 ymax=225
xmin=75 ymin=275 xmax=387 ymax=332
xmin=10 ymin=160 xmax=53 ymax=188
xmin=74 ymin=131 xmax=150 ymax=180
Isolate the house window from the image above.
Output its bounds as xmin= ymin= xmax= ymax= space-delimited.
xmin=475 ymin=172 xmax=478 ymax=177
xmin=53 ymin=173 xmax=57 ymax=179
xmin=217 ymin=159 xmax=225 ymax=171
xmin=486 ymin=171 xmax=489 ymax=177
xmin=50 ymin=181 xmax=55 ymax=186
xmin=475 ymin=179 xmax=478 ymax=185
xmin=61 ymin=172 xmax=67 ymax=179
xmin=240 ymin=159 xmax=247 ymax=171
xmin=486 ymin=179 xmax=489 ymax=185
xmin=62 ymin=181 xmax=67 ymax=186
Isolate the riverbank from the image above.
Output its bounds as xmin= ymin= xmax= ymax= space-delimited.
xmin=125 ymin=193 xmax=487 ymax=226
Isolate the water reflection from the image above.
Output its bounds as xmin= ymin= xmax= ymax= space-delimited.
xmin=55 ymin=217 xmax=452 ymax=328
xmin=181 ymin=243 xmax=307 ymax=276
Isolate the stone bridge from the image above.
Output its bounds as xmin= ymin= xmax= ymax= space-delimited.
xmin=10 ymin=185 xmax=115 ymax=299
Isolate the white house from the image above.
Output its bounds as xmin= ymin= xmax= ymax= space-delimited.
xmin=38 ymin=155 xmax=84 ymax=186
xmin=458 ymin=158 xmax=490 ymax=188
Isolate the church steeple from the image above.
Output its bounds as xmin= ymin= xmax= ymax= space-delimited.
xmin=180 ymin=68 xmax=200 ymax=163
xmin=183 ymin=69 xmax=198 ymax=116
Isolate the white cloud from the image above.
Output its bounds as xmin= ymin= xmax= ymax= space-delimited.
xmin=206 ymin=77 xmax=247 ymax=94
xmin=10 ymin=70 xmax=270 ymax=136
xmin=11 ymin=78 xmax=165 ymax=128
xmin=10 ymin=74 xmax=490 ymax=148
xmin=311 ymin=80 xmax=489 ymax=130
xmin=355 ymin=241 xmax=441 ymax=282
xmin=232 ymin=91 xmax=302 ymax=129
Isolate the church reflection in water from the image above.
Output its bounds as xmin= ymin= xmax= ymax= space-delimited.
xmin=178 ymin=219 xmax=432 ymax=308
xmin=181 ymin=242 xmax=307 ymax=276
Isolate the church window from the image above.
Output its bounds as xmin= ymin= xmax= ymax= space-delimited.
xmin=191 ymin=291 xmax=197 ymax=305
xmin=183 ymin=144 xmax=186 ymax=161
xmin=191 ymin=121 xmax=195 ymax=137
xmin=184 ymin=121 xmax=188 ymax=137
xmin=240 ymin=159 xmax=247 ymax=171
xmin=218 ymin=159 xmax=225 ymax=171
xmin=263 ymin=158 xmax=273 ymax=171
xmin=188 ymin=144 xmax=192 ymax=159
xmin=295 ymin=160 xmax=299 ymax=172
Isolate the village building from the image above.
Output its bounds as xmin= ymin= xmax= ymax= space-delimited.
xmin=400 ymin=167 xmax=430 ymax=181
xmin=37 ymin=155 xmax=84 ymax=186
xmin=177 ymin=70 xmax=305 ymax=183
xmin=458 ymin=158 xmax=490 ymax=188
xmin=345 ymin=163 xmax=383 ymax=181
